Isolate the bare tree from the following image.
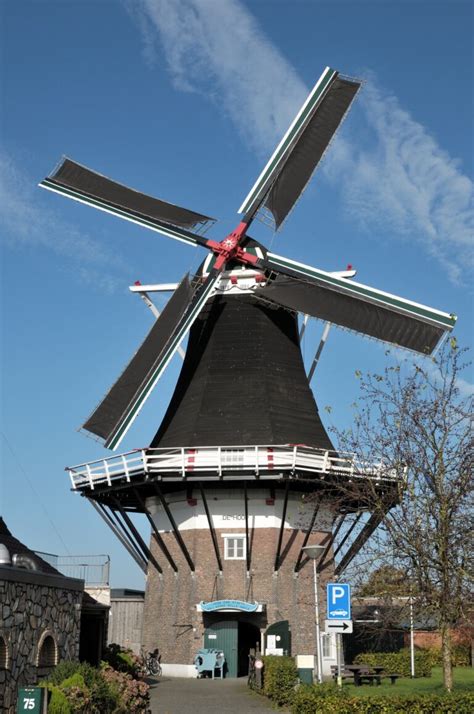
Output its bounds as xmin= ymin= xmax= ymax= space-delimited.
xmin=334 ymin=342 xmax=473 ymax=691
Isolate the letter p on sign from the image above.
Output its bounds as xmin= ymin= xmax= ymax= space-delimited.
xmin=327 ymin=583 xmax=351 ymax=619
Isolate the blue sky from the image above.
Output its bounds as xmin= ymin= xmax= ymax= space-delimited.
xmin=1 ymin=0 xmax=472 ymax=589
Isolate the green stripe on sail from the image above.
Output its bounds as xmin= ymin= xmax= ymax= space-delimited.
xmin=40 ymin=179 xmax=200 ymax=247
xmin=267 ymin=254 xmax=456 ymax=329
xmin=240 ymin=67 xmax=337 ymax=216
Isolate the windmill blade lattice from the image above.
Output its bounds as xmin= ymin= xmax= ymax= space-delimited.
xmin=238 ymin=67 xmax=361 ymax=228
xmin=40 ymin=158 xmax=215 ymax=247
xmin=83 ymin=270 xmax=220 ymax=450
xmin=258 ymin=251 xmax=456 ymax=354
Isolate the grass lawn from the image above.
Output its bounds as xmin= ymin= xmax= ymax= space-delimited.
xmin=342 ymin=667 xmax=474 ymax=697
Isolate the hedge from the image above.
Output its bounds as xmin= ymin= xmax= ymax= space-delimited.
xmin=420 ymin=644 xmax=471 ymax=668
xmin=291 ymin=686 xmax=474 ymax=714
xmin=354 ymin=649 xmax=432 ymax=677
xmin=261 ymin=655 xmax=299 ymax=706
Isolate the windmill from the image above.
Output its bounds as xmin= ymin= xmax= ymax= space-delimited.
xmin=40 ymin=67 xmax=456 ymax=678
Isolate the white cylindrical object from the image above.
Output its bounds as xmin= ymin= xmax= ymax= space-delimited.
xmin=410 ymin=597 xmax=415 ymax=678
xmin=314 ymin=558 xmax=323 ymax=684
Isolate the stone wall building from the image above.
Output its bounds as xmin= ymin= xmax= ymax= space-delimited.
xmin=0 ymin=519 xmax=83 ymax=713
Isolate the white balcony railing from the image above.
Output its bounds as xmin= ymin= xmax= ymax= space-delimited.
xmin=66 ymin=445 xmax=402 ymax=492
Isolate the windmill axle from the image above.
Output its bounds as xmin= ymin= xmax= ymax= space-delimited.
xmin=206 ymin=220 xmax=260 ymax=270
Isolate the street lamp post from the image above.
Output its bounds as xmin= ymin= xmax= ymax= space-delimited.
xmin=302 ymin=544 xmax=326 ymax=684
xmin=399 ymin=593 xmax=416 ymax=678
xmin=410 ymin=595 xmax=415 ymax=678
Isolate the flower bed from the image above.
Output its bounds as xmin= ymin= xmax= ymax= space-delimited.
xmin=40 ymin=648 xmax=150 ymax=713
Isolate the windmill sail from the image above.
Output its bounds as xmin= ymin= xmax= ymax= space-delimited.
xmin=40 ymin=158 xmax=215 ymax=247
xmin=259 ymin=252 xmax=456 ymax=354
xmin=238 ymin=67 xmax=361 ymax=227
xmin=83 ymin=271 xmax=220 ymax=450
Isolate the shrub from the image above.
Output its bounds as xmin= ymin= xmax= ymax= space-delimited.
xmin=101 ymin=664 xmax=150 ymax=713
xmin=290 ymin=687 xmax=474 ymax=714
xmin=43 ymin=658 xmax=141 ymax=713
xmin=59 ymin=673 xmax=91 ymax=713
xmin=420 ymin=644 xmax=471 ymax=668
xmin=102 ymin=643 xmax=144 ymax=679
xmin=262 ymin=655 xmax=298 ymax=706
xmin=45 ymin=686 xmax=71 ymax=714
xmin=354 ymin=648 xmax=432 ymax=677
xmin=65 ymin=662 xmax=119 ymax=712
xmin=45 ymin=661 xmax=84 ymax=685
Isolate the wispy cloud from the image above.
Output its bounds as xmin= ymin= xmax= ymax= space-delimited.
xmin=125 ymin=0 xmax=307 ymax=152
xmin=128 ymin=0 xmax=473 ymax=283
xmin=0 ymin=152 xmax=126 ymax=293
xmin=325 ymin=76 xmax=473 ymax=284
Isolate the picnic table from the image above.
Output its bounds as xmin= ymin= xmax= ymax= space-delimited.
xmin=331 ymin=665 xmax=400 ymax=686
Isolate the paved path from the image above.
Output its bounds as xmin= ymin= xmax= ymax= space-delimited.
xmin=148 ymin=676 xmax=285 ymax=714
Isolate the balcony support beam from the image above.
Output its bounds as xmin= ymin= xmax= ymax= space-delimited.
xmin=133 ymin=488 xmax=178 ymax=572
xmin=294 ymin=498 xmax=321 ymax=573
xmin=111 ymin=496 xmax=163 ymax=575
xmin=153 ymin=483 xmax=195 ymax=572
xmin=332 ymin=512 xmax=363 ymax=560
xmin=90 ymin=499 xmax=147 ymax=573
xmin=317 ymin=513 xmax=347 ymax=572
xmin=274 ymin=481 xmax=290 ymax=572
xmin=199 ymin=482 xmax=223 ymax=573
xmin=335 ymin=511 xmax=385 ymax=576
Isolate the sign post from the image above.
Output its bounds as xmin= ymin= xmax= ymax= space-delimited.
xmin=336 ymin=633 xmax=342 ymax=688
xmin=326 ymin=583 xmax=352 ymax=688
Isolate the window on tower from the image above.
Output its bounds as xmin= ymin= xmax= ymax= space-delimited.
xmin=222 ymin=534 xmax=246 ymax=560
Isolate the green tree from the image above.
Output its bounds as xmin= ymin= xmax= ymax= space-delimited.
xmin=358 ymin=565 xmax=410 ymax=597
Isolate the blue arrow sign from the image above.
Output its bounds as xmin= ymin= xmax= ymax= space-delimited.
xmin=327 ymin=583 xmax=351 ymax=620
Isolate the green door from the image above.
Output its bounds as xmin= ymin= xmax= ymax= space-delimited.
xmin=265 ymin=620 xmax=291 ymax=655
xmin=204 ymin=620 xmax=238 ymax=677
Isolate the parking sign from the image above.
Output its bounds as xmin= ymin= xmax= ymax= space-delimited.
xmin=327 ymin=583 xmax=351 ymax=619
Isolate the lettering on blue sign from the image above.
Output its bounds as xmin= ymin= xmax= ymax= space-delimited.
xmin=200 ymin=600 xmax=259 ymax=612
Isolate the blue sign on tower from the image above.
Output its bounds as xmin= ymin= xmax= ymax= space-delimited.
xmin=327 ymin=583 xmax=351 ymax=620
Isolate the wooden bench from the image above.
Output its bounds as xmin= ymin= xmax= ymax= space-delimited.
xmin=330 ymin=666 xmax=355 ymax=681
xmin=359 ymin=673 xmax=382 ymax=686
xmin=386 ymin=674 xmax=400 ymax=685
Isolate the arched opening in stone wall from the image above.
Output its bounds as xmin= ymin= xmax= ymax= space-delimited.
xmin=0 ymin=634 xmax=9 ymax=669
xmin=37 ymin=632 xmax=58 ymax=672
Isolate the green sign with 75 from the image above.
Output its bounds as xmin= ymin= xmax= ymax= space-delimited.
xmin=16 ymin=687 xmax=45 ymax=714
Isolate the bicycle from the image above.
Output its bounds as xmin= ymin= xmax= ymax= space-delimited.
xmin=141 ymin=647 xmax=162 ymax=677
